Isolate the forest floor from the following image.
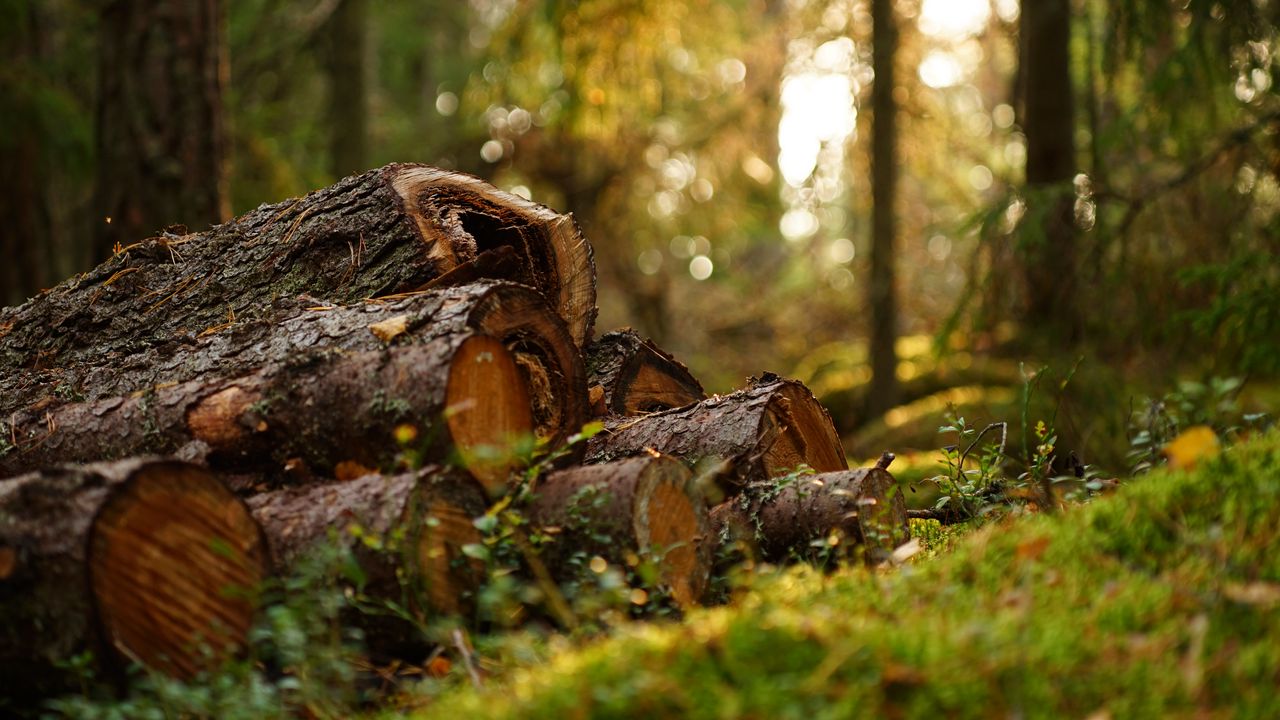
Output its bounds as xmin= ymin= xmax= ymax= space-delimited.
xmin=415 ymin=431 xmax=1280 ymax=719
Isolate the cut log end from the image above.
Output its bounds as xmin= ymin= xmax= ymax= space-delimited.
xmin=387 ymin=165 xmax=597 ymax=347
xmin=761 ymin=382 xmax=849 ymax=478
xmin=446 ymin=335 xmax=534 ymax=495
xmin=586 ymin=329 xmax=705 ymax=416
xmin=642 ymin=477 xmax=707 ymax=607
xmin=89 ymin=462 xmax=267 ymax=680
xmin=415 ymin=499 xmax=485 ymax=618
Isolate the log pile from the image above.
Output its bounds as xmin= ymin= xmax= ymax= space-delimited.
xmin=0 ymin=165 xmax=907 ymax=703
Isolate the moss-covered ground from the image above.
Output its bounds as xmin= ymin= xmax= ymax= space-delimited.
xmin=422 ymin=433 xmax=1280 ymax=719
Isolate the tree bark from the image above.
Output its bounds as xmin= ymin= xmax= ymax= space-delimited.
xmin=246 ymin=467 xmax=486 ymax=659
xmin=1020 ymin=0 xmax=1079 ymax=340
xmin=1 ymin=336 xmax=537 ymax=495
xmin=586 ymin=328 xmax=705 ymax=416
xmin=93 ymin=0 xmax=229 ymax=262
xmin=710 ymin=467 xmax=908 ymax=566
xmin=867 ymin=0 xmax=900 ymax=417
xmin=0 ymin=458 xmax=267 ymax=706
xmin=585 ymin=373 xmax=848 ymax=493
xmin=1 ymin=280 xmax=587 ymax=457
xmin=526 ymin=455 xmax=711 ymax=607
xmin=2 ymin=165 xmax=597 ymax=389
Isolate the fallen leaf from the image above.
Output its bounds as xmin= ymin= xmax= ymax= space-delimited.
xmin=889 ymin=538 xmax=922 ymax=564
xmin=1163 ymin=426 xmax=1220 ymax=470
xmin=0 ymin=546 xmax=16 ymax=580
xmin=1016 ymin=535 xmax=1051 ymax=562
xmin=369 ymin=315 xmax=409 ymax=343
xmin=426 ymin=656 xmax=452 ymax=678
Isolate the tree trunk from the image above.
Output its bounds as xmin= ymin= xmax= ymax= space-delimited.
xmin=1 ymin=280 xmax=587 ymax=458
xmin=710 ymin=467 xmax=908 ymax=567
xmin=1019 ymin=0 xmax=1079 ymax=339
xmin=323 ymin=0 xmax=368 ymax=179
xmin=867 ymin=0 xmax=899 ymax=417
xmin=2 ymin=165 xmax=597 ymax=386
xmin=246 ymin=467 xmax=486 ymax=659
xmin=93 ymin=0 xmax=229 ymax=262
xmin=586 ymin=328 xmax=705 ymax=417
xmin=0 ymin=458 xmax=267 ymax=706
xmin=526 ymin=455 xmax=711 ymax=607
xmin=586 ymin=373 xmax=848 ymax=494
xmin=2 ymin=336 xmax=537 ymax=495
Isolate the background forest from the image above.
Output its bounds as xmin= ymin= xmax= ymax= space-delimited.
xmin=3 ymin=0 xmax=1279 ymax=471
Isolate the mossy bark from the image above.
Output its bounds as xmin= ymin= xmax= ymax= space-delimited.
xmin=0 ymin=164 xmax=596 ymax=420
xmin=585 ymin=373 xmax=847 ymax=492
xmin=710 ymin=467 xmax=909 ymax=566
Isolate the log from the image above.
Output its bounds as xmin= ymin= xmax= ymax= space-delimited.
xmin=0 ymin=281 xmax=587 ymax=457
xmin=709 ymin=467 xmax=909 ymax=566
xmin=0 ymin=458 xmax=267 ymax=705
xmin=586 ymin=373 xmax=848 ymax=490
xmin=1 ymin=334 xmax=537 ymax=495
xmin=0 ymin=164 xmax=597 ymax=418
xmin=246 ymin=467 xmax=487 ymax=659
xmin=526 ymin=455 xmax=711 ymax=607
xmin=586 ymin=328 xmax=705 ymax=416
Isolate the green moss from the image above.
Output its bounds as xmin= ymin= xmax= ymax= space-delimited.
xmin=425 ymin=433 xmax=1280 ymax=719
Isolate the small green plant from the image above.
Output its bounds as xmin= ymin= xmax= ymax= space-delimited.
xmin=1127 ymin=376 xmax=1271 ymax=474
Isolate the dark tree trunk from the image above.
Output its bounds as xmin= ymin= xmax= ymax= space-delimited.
xmin=1 ymin=336 xmax=538 ymax=495
xmin=586 ymin=328 xmax=705 ymax=417
xmin=0 ymin=280 xmax=587 ymax=459
xmin=2 ymin=165 xmax=596 ymax=383
xmin=324 ymin=0 xmax=368 ymax=178
xmin=586 ymin=373 xmax=847 ymax=493
xmin=247 ymin=467 xmax=486 ymax=659
xmin=93 ymin=0 xmax=229 ymax=261
xmin=710 ymin=467 xmax=908 ymax=566
xmin=1020 ymin=0 xmax=1079 ymax=339
xmin=526 ymin=455 xmax=711 ymax=607
xmin=0 ymin=458 xmax=267 ymax=707
xmin=866 ymin=0 xmax=899 ymax=417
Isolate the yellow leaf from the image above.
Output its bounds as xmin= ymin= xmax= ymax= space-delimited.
xmin=369 ymin=315 xmax=409 ymax=343
xmin=1163 ymin=426 xmax=1220 ymax=470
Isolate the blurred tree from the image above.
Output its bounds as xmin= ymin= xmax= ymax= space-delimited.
xmin=94 ymin=0 xmax=229 ymax=259
xmin=1019 ymin=0 xmax=1078 ymax=342
xmin=323 ymin=0 xmax=368 ymax=178
xmin=0 ymin=0 xmax=94 ymax=305
xmin=866 ymin=0 xmax=899 ymax=415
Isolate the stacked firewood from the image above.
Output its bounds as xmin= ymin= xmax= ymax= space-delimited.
xmin=0 ymin=164 xmax=908 ymax=703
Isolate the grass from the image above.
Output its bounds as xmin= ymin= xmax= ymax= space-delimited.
xmin=419 ymin=432 xmax=1280 ymax=719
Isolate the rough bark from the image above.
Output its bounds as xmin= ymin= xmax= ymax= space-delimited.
xmin=1 ymin=164 xmax=597 ymax=396
xmin=247 ymin=467 xmax=486 ymax=659
xmin=586 ymin=373 xmax=848 ymax=493
xmin=1 ymin=336 xmax=536 ymax=495
xmin=1 ymin=280 xmax=587 ymax=455
xmin=710 ymin=467 xmax=908 ymax=567
xmin=93 ymin=0 xmax=229 ymax=261
xmin=586 ymin=328 xmax=705 ymax=416
xmin=0 ymin=458 xmax=267 ymax=706
xmin=868 ymin=0 xmax=900 ymax=416
xmin=526 ymin=455 xmax=711 ymax=607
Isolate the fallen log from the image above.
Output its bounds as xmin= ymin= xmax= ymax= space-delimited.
xmin=1 ymin=336 xmax=537 ymax=495
xmin=1 ymin=281 xmax=587 ymax=456
xmin=246 ymin=468 xmax=487 ymax=659
xmin=0 ymin=458 xmax=267 ymax=705
xmin=586 ymin=328 xmax=705 ymax=416
xmin=586 ymin=373 xmax=848 ymax=491
xmin=0 ymin=164 xmax=597 ymax=417
xmin=526 ymin=455 xmax=711 ymax=607
xmin=710 ymin=467 xmax=909 ymax=566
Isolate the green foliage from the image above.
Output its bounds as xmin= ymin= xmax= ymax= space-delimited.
xmin=1127 ymin=375 xmax=1272 ymax=474
xmin=426 ymin=431 xmax=1280 ymax=719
